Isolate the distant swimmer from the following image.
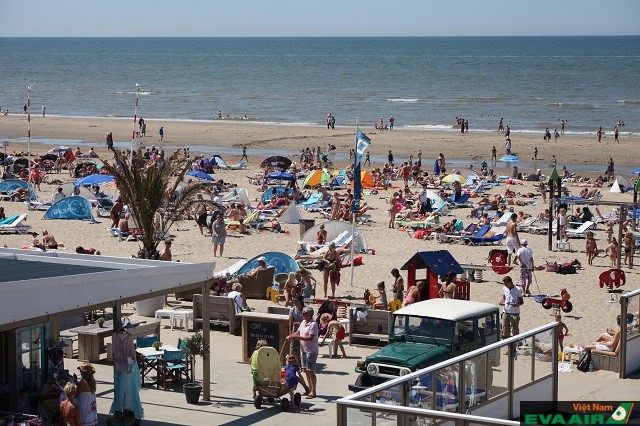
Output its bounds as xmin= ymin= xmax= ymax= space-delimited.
xmin=217 ymin=110 xmax=222 ymax=119
xmin=559 ymin=119 xmax=566 ymax=134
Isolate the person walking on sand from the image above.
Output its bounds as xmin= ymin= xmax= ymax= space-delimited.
xmin=159 ymin=126 xmax=164 ymax=142
xmin=614 ymin=126 xmax=619 ymax=143
xmin=491 ymin=146 xmax=497 ymax=165
xmin=554 ymin=128 xmax=560 ymax=142
xmin=505 ymin=138 xmax=512 ymax=155
xmin=560 ymin=119 xmax=566 ymax=134
xmin=389 ymin=115 xmax=394 ymax=130
xmin=499 ymin=276 xmax=523 ymax=346
xmin=597 ymin=126 xmax=603 ymax=143
xmin=516 ymin=239 xmax=534 ymax=296
xmin=241 ymin=147 xmax=248 ymax=161
xmin=505 ymin=213 xmax=520 ymax=266
xmin=285 ymin=306 xmax=319 ymax=399
xmin=498 ymin=117 xmax=504 ymax=133
xmin=586 ymin=231 xmax=598 ymax=266
xmin=42 ymin=105 xmax=46 ymax=117
xmin=544 ymin=127 xmax=551 ymax=142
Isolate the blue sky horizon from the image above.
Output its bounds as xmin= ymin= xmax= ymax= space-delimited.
xmin=1 ymin=0 xmax=639 ymax=37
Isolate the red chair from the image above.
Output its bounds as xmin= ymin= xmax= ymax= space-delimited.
xmin=599 ymin=269 xmax=626 ymax=290
xmin=488 ymin=249 xmax=513 ymax=275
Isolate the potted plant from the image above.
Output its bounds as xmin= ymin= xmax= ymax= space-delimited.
xmin=152 ymin=341 xmax=163 ymax=351
xmin=95 ymin=317 xmax=106 ymax=328
xmin=181 ymin=332 xmax=210 ymax=404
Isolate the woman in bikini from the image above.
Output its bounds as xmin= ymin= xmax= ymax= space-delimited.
xmin=438 ymin=272 xmax=457 ymax=299
xmin=388 ymin=192 xmax=398 ymax=228
xmin=585 ymin=231 xmax=598 ymax=266
xmin=322 ymin=243 xmax=339 ymax=298
xmin=403 ymin=281 xmax=424 ymax=306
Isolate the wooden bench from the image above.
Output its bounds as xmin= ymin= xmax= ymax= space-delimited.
xmin=193 ymin=294 xmax=239 ymax=334
xmin=348 ymin=307 xmax=391 ymax=347
xmin=591 ymin=341 xmax=621 ymax=373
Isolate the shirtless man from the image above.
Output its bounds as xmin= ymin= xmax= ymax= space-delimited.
xmin=505 ymin=213 xmax=520 ymax=266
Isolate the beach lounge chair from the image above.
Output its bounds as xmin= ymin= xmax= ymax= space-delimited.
xmin=226 ymin=210 xmax=261 ymax=229
xmin=96 ymin=198 xmax=114 ymax=217
xmin=527 ymin=220 xmax=554 ymax=235
xmin=566 ymin=221 xmax=595 ymax=238
xmin=442 ymin=223 xmax=480 ymax=244
xmin=299 ymin=193 xmax=323 ymax=208
xmin=298 ymin=230 xmax=352 ymax=253
xmin=465 ymin=232 xmax=504 ymax=246
xmin=0 ymin=213 xmax=31 ymax=235
xmin=493 ymin=212 xmax=513 ymax=226
xmin=594 ymin=207 xmax=618 ymax=224
xmin=516 ymin=217 xmax=537 ymax=232
xmin=448 ymin=193 xmax=471 ymax=208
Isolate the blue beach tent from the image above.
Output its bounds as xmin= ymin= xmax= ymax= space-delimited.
xmin=44 ymin=196 xmax=97 ymax=223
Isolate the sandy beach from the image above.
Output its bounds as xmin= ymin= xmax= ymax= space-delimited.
xmin=0 ymin=114 xmax=638 ymax=410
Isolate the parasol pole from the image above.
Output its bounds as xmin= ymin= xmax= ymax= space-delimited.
xmin=349 ymin=119 xmax=358 ymax=288
xmin=130 ymin=83 xmax=141 ymax=166
xmin=27 ymin=82 xmax=36 ymax=190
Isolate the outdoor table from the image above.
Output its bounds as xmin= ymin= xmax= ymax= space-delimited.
xmin=136 ymin=345 xmax=180 ymax=387
xmin=70 ymin=319 xmax=145 ymax=363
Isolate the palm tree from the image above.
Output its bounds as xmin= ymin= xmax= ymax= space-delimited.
xmin=102 ymin=148 xmax=218 ymax=259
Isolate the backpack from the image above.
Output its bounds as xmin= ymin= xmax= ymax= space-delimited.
xmin=576 ymin=351 xmax=592 ymax=373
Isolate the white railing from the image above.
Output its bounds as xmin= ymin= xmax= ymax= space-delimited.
xmin=337 ymin=322 xmax=558 ymax=426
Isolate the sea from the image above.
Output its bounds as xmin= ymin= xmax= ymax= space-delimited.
xmin=1 ymin=36 xmax=639 ymax=137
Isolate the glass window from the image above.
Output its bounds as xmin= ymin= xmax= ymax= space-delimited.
xmin=16 ymin=323 xmax=46 ymax=400
xmin=393 ymin=315 xmax=453 ymax=343
xmin=479 ymin=314 xmax=498 ymax=337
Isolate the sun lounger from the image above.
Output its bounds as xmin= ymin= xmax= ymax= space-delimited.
xmin=566 ymin=221 xmax=595 ymax=238
xmin=594 ymin=207 xmax=618 ymax=224
xmin=448 ymin=193 xmax=471 ymax=208
xmin=493 ymin=212 xmax=513 ymax=226
xmin=442 ymin=223 xmax=480 ymax=244
xmin=516 ymin=217 xmax=536 ymax=231
xmin=225 ymin=210 xmax=261 ymax=229
xmin=96 ymin=198 xmax=114 ymax=217
xmin=465 ymin=232 xmax=504 ymax=246
xmin=299 ymin=193 xmax=323 ymax=207
xmin=298 ymin=230 xmax=352 ymax=253
xmin=0 ymin=213 xmax=31 ymax=234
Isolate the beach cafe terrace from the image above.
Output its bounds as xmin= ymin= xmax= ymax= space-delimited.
xmin=0 ymin=248 xmax=214 ymax=413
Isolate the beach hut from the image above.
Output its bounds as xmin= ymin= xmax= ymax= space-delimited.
xmin=400 ymin=250 xmax=468 ymax=301
xmin=302 ymin=170 xmax=331 ymax=188
xmin=299 ymin=220 xmax=368 ymax=253
xmin=44 ymin=196 xmax=96 ymax=222
xmin=278 ymin=201 xmax=303 ymax=224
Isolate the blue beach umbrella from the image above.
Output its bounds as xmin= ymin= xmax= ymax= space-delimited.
xmin=266 ymin=171 xmax=296 ymax=181
xmin=187 ymin=170 xmax=214 ymax=181
xmin=74 ymin=174 xmax=114 ymax=186
xmin=632 ymin=168 xmax=640 ymax=175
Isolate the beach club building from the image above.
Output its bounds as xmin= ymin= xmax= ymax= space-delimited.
xmin=0 ymin=248 xmax=214 ymax=413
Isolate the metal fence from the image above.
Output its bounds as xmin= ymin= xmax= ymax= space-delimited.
xmin=620 ymin=288 xmax=640 ymax=378
xmin=337 ymin=323 xmax=558 ymax=426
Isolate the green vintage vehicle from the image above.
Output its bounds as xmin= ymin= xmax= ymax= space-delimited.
xmin=352 ymin=299 xmax=500 ymax=389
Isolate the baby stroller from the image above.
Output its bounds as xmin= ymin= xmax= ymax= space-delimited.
xmin=252 ymin=346 xmax=301 ymax=411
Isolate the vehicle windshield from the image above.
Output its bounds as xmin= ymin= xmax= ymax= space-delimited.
xmin=392 ymin=315 xmax=454 ymax=343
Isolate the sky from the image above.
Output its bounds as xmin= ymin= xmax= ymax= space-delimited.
xmin=1 ymin=0 xmax=639 ymax=37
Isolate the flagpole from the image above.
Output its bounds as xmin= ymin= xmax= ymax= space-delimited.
xmin=27 ymin=82 xmax=36 ymax=190
xmin=130 ymin=83 xmax=140 ymax=166
xmin=349 ymin=118 xmax=358 ymax=287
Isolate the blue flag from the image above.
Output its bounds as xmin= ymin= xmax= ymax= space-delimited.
xmin=353 ymin=126 xmax=371 ymax=212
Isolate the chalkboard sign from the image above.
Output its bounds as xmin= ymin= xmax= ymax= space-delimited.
xmin=247 ymin=320 xmax=280 ymax=355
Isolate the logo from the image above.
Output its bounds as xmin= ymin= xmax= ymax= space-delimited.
xmin=521 ymin=401 xmax=638 ymax=425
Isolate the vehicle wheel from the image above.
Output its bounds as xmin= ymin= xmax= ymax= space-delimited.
xmin=253 ymin=396 xmax=263 ymax=409
xmin=542 ymin=299 xmax=552 ymax=309
xmin=355 ymin=373 xmax=374 ymax=387
xmin=281 ymin=398 xmax=289 ymax=411
xmin=294 ymin=392 xmax=301 ymax=406
xmin=562 ymin=301 xmax=573 ymax=313
xmin=267 ymin=397 xmax=274 ymax=403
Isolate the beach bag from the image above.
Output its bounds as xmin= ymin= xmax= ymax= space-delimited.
xmin=576 ymin=352 xmax=591 ymax=373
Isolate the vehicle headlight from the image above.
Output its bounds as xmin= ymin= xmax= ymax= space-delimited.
xmin=367 ymin=364 xmax=379 ymax=376
xmin=399 ymin=368 xmax=411 ymax=376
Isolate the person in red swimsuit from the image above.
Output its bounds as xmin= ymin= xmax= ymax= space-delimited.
xmin=319 ymin=314 xmax=347 ymax=358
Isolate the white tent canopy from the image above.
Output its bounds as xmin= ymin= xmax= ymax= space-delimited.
xmin=278 ymin=201 xmax=302 ymax=224
xmin=610 ymin=175 xmax=633 ymax=193
xmin=425 ymin=189 xmax=448 ymax=213
xmin=300 ymin=220 xmax=368 ymax=252
xmin=60 ymin=182 xmax=98 ymax=203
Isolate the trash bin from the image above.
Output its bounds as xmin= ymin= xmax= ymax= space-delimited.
xmin=299 ymin=219 xmax=315 ymax=238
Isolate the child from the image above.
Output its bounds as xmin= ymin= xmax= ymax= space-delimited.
xmin=605 ymin=222 xmax=614 ymax=244
xmin=281 ymin=355 xmax=305 ymax=409
xmin=298 ymin=268 xmax=316 ymax=298
xmin=557 ymin=208 xmax=567 ymax=241
xmin=250 ymin=339 xmax=268 ymax=398
xmin=271 ymin=218 xmax=282 ymax=232
xmin=585 ymin=231 xmax=599 ymax=266
xmin=59 ymin=383 xmax=82 ymax=426
xmin=555 ymin=314 xmax=570 ymax=352
xmin=606 ymin=237 xmax=618 ymax=268
xmin=623 ymin=232 xmax=633 ymax=266
xmin=283 ymin=272 xmax=298 ymax=306
xmin=319 ymin=313 xmax=347 ymax=359
xmin=374 ymin=282 xmax=388 ymax=309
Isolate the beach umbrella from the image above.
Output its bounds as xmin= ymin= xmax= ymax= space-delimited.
xmin=48 ymin=146 xmax=71 ymax=154
xmin=266 ymin=171 xmax=296 ymax=181
xmin=187 ymin=170 xmax=214 ymax=181
xmin=260 ymin=156 xmax=292 ymax=170
xmin=75 ymin=174 xmax=114 ymax=187
xmin=360 ymin=171 xmax=374 ymax=188
xmin=41 ymin=153 xmax=59 ymax=162
xmin=442 ymin=173 xmax=464 ymax=183
xmin=302 ymin=170 xmax=331 ymax=188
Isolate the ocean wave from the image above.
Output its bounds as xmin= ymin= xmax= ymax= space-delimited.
xmin=387 ymin=98 xmax=419 ymax=103
xmin=614 ymin=99 xmax=640 ymax=105
xmin=115 ymin=90 xmax=159 ymax=96
xmin=548 ymin=102 xmax=601 ymax=110
xmin=457 ymin=96 xmax=511 ymax=103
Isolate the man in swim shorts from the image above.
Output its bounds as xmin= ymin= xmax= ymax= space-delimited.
xmin=505 ymin=213 xmax=520 ymax=266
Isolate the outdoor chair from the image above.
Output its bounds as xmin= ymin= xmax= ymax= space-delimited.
xmin=159 ymin=350 xmax=190 ymax=390
xmin=238 ymin=266 xmax=276 ymax=299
